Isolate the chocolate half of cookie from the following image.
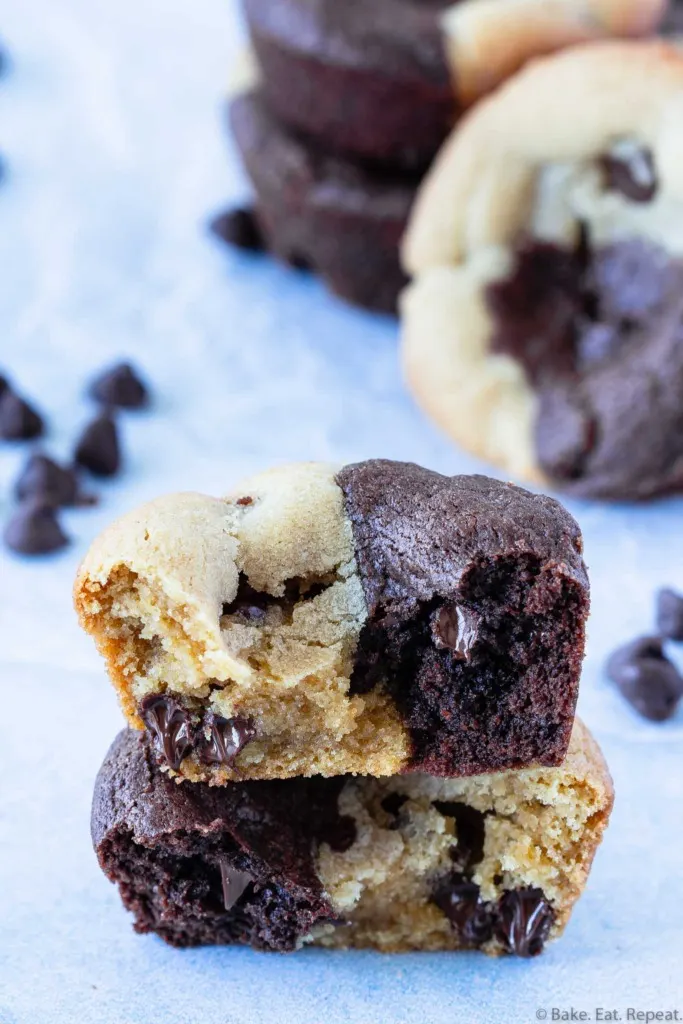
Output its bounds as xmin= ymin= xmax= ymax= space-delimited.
xmin=227 ymin=90 xmax=415 ymax=313
xmin=75 ymin=459 xmax=588 ymax=784
xmin=92 ymin=721 xmax=612 ymax=953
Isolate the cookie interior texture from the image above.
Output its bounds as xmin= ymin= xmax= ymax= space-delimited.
xmin=75 ymin=461 xmax=589 ymax=783
xmin=92 ymin=722 xmax=613 ymax=954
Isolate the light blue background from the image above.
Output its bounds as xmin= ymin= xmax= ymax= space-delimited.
xmin=0 ymin=3 xmax=681 ymax=1022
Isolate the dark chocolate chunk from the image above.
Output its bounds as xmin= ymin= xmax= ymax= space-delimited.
xmin=431 ymin=605 xmax=479 ymax=660
xmin=321 ymin=814 xmax=357 ymax=854
xmin=381 ymin=793 xmax=408 ymax=820
xmin=433 ymin=802 xmax=486 ymax=870
xmin=601 ymin=145 xmax=658 ymax=203
xmin=89 ymin=362 xmax=149 ymax=409
xmin=606 ymin=636 xmax=683 ymax=722
xmin=0 ymin=390 xmax=44 ymax=440
xmin=14 ymin=453 xmax=95 ymax=508
xmin=210 ymin=207 xmax=265 ymax=253
xmin=655 ymin=588 xmax=683 ymax=642
xmin=74 ymin=413 xmax=121 ymax=476
xmin=219 ymin=859 xmax=253 ymax=911
xmin=495 ymin=887 xmax=554 ymax=957
xmin=197 ymin=715 xmax=256 ymax=767
xmin=433 ymin=875 xmax=494 ymax=945
xmin=141 ymin=695 xmax=194 ymax=771
xmin=4 ymin=499 xmax=69 ymax=555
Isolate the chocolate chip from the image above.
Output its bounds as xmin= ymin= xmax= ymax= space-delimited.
xmin=433 ymin=802 xmax=486 ymax=870
xmin=197 ymin=714 xmax=256 ymax=767
xmin=431 ymin=605 xmax=479 ymax=660
xmin=433 ymin=875 xmax=494 ymax=945
xmin=323 ymin=815 xmax=357 ymax=853
xmin=606 ymin=637 xmax=683 ymax=722
xmin=15 ymin=453 xmax=95 ymax=508
xmin=656 ymin=588 xmax=683 ymax=642
xmin=3 ymin=499 xmax=69 ymax=555
xmin=236 ymin=496 xmax=253 ymax=506
xmin=0 ymin=390 xmax=44 ymax=440
xmin=210 ymin=207 xmax=265 ymax=253
xmin=495 ymin=887 xmax=554 ymax=957
xmin=381 ymin=793 xmax=408 ymax=819
xmin=141 ymin=695 xmax=194 ymax=771
xmin=89 ymin=361 xmax=149 ymax=409
xmin=218 ymin=858 xmax=253 ymax=911
xmin=601 ymin=145 xmax=658 ymax=204
xmin=74 ymin=413 xmax=121 ymax=476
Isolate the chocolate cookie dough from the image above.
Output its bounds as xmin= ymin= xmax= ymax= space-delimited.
xmin=75 ymin=459 xmax=588 ymax=784
xmin=402 ymin=42 xmax=683 ymax=500
xmin=229 ymin=91 xmax=414 ymax=313
xmin=92 ymin=721 xmax=613 ymax=954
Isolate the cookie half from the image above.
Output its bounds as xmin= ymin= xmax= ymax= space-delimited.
xmin=92 ymin=720 xmax=613 ymax=954
xmin=244 ymin=0 xmax=666 ymax=168
xmin=402 ymin=41 xmax=683 ymax=500
xmin=75 ymin=460 xmax=588 ymax=783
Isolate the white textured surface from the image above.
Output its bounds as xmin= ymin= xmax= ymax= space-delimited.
xmin=1 ymin=3 xmax=682 ymax=1022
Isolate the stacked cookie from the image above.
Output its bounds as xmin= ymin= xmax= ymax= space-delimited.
xmin=78 ymin=460 xmax=613 ymax=956
xmin=215 ymin=0 xmax=667 ymax=312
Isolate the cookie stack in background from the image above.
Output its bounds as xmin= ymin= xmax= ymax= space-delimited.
xmin=211 ymin=0 xmax=669 ymax=313
xmin=77 ymin=459 xmax=614 ymax=956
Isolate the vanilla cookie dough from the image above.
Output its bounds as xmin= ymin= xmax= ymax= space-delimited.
xmin=402 ymin=41 xmax=683 ymax=500
xmin=75 ymin=460 xmax=589 ymax=784
xmin=92 ymin=719 xmax=613 ymax=954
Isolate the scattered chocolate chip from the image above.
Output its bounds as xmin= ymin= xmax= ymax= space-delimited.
xmin=236 ymin=496 xmax=253 ymax=506
xmin=381 ymin=793 xmax=408 ymax=820
xmin=433 ymin=875 xmax=494 ymax=945
xmin=14 ymin=453 xmax=95 ymax=508
xmin=656 ymin=588 xmax=683 ymax=642
xmin=495 ymin=887 xmax=554 ymax=957
xmin=431 ymin=605 xmax=479 ymax=660
xmin=601 ymin=145 xmax=658 ymax=204
xmin=89 ymin=361 xmax=149 ymax=409
xmin=434 ymin=802 xmax=486 ymax=870
xmin=606 ymin=636 xmax=683 ymax=722
xmin=3 ymin=499 xmax=69 ymax=555
xmin=323 ymin=814 xmax=357 ymax=853
xmin=0 ymin=390 xmax=44 ymax=440
xmin=218 ymin=858 xmax=253 ymax=911
xmin=197 ymin=714 xmax=256 ymax=767
xmin=141 ymin=695 xmax=194 ymax=771
xmin=74 ymin=412 xmax=121 ymax=476
xmin=210 ymin=207 xmax=265 ymax=253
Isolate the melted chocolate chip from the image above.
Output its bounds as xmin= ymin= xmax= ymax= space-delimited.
xmin=495 ymin=887 xmax=554 ymax=957
xmin=381 ymin=793 xmax=408 ymax=819
xmin=0 ymin=390 xmax=44 ymax=440
xmin=433 ymin=802 xmax=486 ymax=870
xmin=141 ymin=695 xmax=194 ymax=771
xmin=89 ymin=361 xmax=149 ymax=409
xmin=322 ymin=814 xmax=357 ymax=853
xmin=236 ymin=496 xmax=254 ymax=506
xmin=197 ymin=715 xmax=256 ymax=767
xmin=218 ymin=858 xmax=253 ymax=911
xmin=433 ymin=875 xmax=494 ymax=945
xmin=74 ymin=413 xmax=121 ymax=477
xmin=431 ymin=605 xmax=479 ymax=660
xmin=601 ymin=145 xmax=658 ymax=204
xmin=4 ymin=499 xmax=69 ymax=555
xmin=210 ymin=207 xmax=265 ymax=253
xmin=15 ymin=453 xmax=95 ymax=508
xmin=606 ymin=636 xmax=683 ymax=722
xmin=656 ymin=588 xmax=683 ymax=642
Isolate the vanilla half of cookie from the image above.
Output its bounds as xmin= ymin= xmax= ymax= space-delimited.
xmin=92 ymin=720 xmax=613 ymax=955
xmin=75 ymin=460 xmax=588 ymax=783
xmin=402 ymin=41 xmax=683 ymax=501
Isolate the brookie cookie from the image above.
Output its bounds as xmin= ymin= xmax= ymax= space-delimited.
xmin=75 ymin=460 xmax=589 ymax=783
xmin=244 ymin=0 xmax=666 ymax=169
xmin=92 ymin=721 xmax=613 ymax=954
xmin=402 ymin=41 xmax=683 ymax=501
xmin=229 ymin=91 xmax=415 ymax=313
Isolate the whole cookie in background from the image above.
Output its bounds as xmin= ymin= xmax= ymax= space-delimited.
xmin=243 ymin=0 xmax=667 ymax=169
xmin=402 ymin=41 xmax=683 ymax=501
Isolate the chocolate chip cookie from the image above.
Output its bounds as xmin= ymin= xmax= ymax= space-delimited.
xmin=92 ymin=720 xmax=613 ymax=953
xmin=402 ymin=41 xmax=683 ymax=500
xmin=75 ymin=459 xmax=589 ymax=783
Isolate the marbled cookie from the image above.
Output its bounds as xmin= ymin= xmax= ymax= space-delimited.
xmin=92 ymin=720 xmax=613 ymax=954
xmin=244 ymin=0 xmax=666 ymax=169
xmin=402 ymin=41 xmax=683 ymax=500
xmin=75 ymin=460 xmax=588 ymax=783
